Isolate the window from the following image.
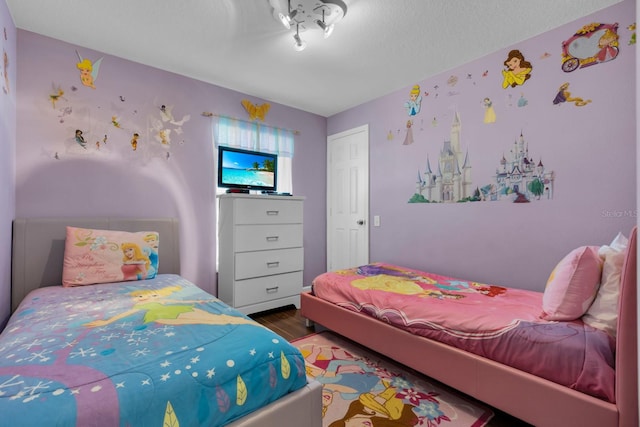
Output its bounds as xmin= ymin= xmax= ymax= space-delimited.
xmin=213 ymin=116 xmax=294 ymax=194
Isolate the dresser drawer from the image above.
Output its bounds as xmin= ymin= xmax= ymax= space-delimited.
xmin=235 ymin=247 xmax=303 ymax=280
xmin=235 ymin=224 xmax=302 ymax=252
xmin=234 ymin=198 xmax=302 ymax=225
xmin=234 ymin=271 xmax=302 ymax=307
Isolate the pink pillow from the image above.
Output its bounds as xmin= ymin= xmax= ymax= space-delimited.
xmin=62 ymin=226 xmax=159 ymax=287
xmin=541 ymin=246 xmax=603 ymax=321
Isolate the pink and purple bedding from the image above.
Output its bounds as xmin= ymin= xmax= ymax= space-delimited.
xmin=0 ymin=274 xmax=307 ymax=426
xmin=311 ymin=263 xmax=615 ymax=402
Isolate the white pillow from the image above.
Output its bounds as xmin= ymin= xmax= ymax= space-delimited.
xmin=608 ymin=231 xmax=629 ymax=252
xmin=582 ymin=232 xmax=628 ymax=338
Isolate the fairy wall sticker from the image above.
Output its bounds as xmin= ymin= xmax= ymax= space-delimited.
xmin=159 ymin=104 xmax=173 ymax=122
xmin=38 ymin=47 xmax=196 ymax=163
xmin=111 ymin=115 xmax=122 ymax=128
xmin=561 ymin=23 xmax=619 ymax=72
xmin=58 ymin=106 xmax=72 ymax=123
xmin=404 ymin=84 xmax=422 ymax=116
xmin=49 ymin=84 xmax=66 ymax=108
xmin=628 ymin=23 xmax=636 ymax=45
xmin=74 ymin=129 xmax=87 ymax=149
xmin=65 ymin=120 xmax=114 ymax=156
xmin=95 ymin=133 xmax=107 ymax=151
xmin=159 ymin=104 xmax=190 ymax=127
xmin=553 ymin=82 xmax=591 ymax=106
xmin=130 ymin=133 xmax=140 ymax=151
xmin=158 ymin=129 xmax=169 ymax=145
xmin=149 ymin=103 xmax=191 ymax=149
xmin=45 ymin=83 xmax=190 ymax=163
xmin=501 ymin=49 xmax=533 ymax=88
xmin=76 ymin=50 xmax=103 ymax=89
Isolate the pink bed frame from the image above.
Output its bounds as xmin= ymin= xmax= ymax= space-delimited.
xmin=301 ymin=227 xmax=638 ymax=427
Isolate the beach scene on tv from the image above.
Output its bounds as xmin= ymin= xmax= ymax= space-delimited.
xmin=220 ymin=150 xmax=276 ymax=188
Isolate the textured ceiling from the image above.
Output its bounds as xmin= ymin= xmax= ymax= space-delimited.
xmin=6 ymin=0 xmax=622 ymax=117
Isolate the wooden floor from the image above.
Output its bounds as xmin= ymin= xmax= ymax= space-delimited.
xmin=250 ymin=306 xmax=533 ymax=427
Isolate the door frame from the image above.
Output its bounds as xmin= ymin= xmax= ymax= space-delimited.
xmin=326 ymin=124 xmax=370 ymax=270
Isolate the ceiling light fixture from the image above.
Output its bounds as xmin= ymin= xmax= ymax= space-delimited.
xmin=270 ymin=0 xmax=347 ymax=50
xmin=316 ymin=9 xmax=334 ymax=39
xmin=278 ymin=0 xmax=298 ymax=30
xmin=293 ymin=24 xmax=307 ymax=51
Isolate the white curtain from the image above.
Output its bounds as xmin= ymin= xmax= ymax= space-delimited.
xmin=213 ymin=116 xmax=294 ymax=193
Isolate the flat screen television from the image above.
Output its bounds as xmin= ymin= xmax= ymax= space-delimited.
xmin=217 ymin=146 xmax=278 ymax=192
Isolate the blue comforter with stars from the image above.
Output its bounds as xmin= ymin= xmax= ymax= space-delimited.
xmin=0 ymin=274 xmax=308 ymax=426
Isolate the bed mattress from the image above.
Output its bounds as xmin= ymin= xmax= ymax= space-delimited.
xmin=311 ymin=263 xmax=615 ymax=402
xmin=0 ymin=274 xmax=308 ymax=426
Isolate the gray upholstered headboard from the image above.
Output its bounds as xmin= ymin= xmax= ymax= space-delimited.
xmin=11 ymin=217 xmax=180 ymax=312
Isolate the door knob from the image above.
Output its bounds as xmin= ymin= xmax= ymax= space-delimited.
xmin=357 ymin=220 xmax=365 ymax=225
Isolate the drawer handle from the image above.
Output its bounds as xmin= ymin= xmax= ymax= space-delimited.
xmin=266 ymin=236 xmax=279 ymax=242
xmin=266 ymin=261 xmax=280 ymax=268
xmin=266 ymin=210 xmax=279 ymax=216
xmin=266 ymin=286 xmax=279 ymax=293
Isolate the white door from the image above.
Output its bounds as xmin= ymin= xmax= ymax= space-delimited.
xmin=327 ymin=124 xmax=369 ymax=271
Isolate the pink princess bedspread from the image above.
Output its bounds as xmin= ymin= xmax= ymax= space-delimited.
xmin=311 ymin=263 xmax=615 ymax=402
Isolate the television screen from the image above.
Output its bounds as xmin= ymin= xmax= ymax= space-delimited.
xmin=217 ymin=146 xmax=277 ymax=192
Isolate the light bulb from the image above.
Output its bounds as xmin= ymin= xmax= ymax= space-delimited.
xmin=323 ymin=23 xmax=334 ymax=39
xmin=278 ymin=12 xmax=291 ymax=29
xmin=293 ymin=33 xmax=306 ymax=51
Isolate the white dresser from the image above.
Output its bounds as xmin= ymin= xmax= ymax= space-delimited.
xmin=217 ymin=193 xmax=304 ymax=314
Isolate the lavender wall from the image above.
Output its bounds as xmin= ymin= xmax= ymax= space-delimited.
xmin=15 ymin=31 xmax=327 ymax=297
xmin=328 ymin=0 xmax=637 ymax=291
xmin=0 ymin=0 xmax=16 ymax=326
xmin=6 ymin=1 xmax=637 ymax=323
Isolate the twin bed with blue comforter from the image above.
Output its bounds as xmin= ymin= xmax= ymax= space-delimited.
xmin=3 ymin=217 xmax=321 ymax=427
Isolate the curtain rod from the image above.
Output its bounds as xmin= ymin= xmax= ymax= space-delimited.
xmin=201 ymin=112 xmax=300 ymax=135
